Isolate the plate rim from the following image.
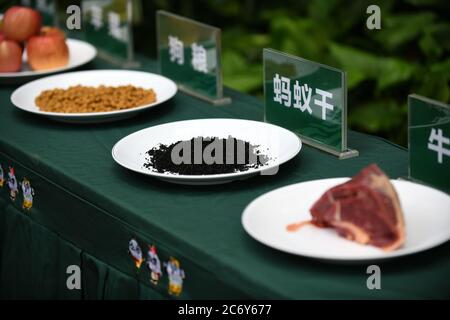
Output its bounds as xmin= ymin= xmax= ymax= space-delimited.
xmin=0 ymin=38 xmax=97 ymax=78
xmin=241 ymin=177 xmax=450 ymax=262
xmin=111 ymin=118 xmax=302 ymax=181
xmin=10 ymin=69 xmax=178 ymax=118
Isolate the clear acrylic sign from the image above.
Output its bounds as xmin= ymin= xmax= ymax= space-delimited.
xmin=408 ymin=94 xmax=450 ymax=193
xmin=81 ymin=0 xmax=135 ymax=65
xmin=20 ymin=0 xmax=56 ymax=25
xmin=263 ymin=48 xmax=358 ymax=159
xmin=156 ymin=10 xmax=231 ymax=105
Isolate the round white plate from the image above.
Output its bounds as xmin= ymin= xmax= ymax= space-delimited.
xmin=0 ymin=38 xmax=97 ymax=84
xmin=11 ymin=69 xmax=177 ymax=123
xmin=242 ymin=178 xmax=450 ymax=263
xmin=112 ymin=118 xmax=302 ymax=185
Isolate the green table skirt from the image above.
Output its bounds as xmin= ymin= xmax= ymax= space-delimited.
xmin=0 ymin=197 xmax=167 ymax=299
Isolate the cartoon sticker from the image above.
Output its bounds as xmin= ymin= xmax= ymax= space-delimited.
xmin=165 ymin=257 xmax=185 ymax=296
xmin=20 ymin=177 xmax=35 ymax=210
xmin=0 ymin=164 xmax=4 ymax=188
xmin=128 ymin=238 xmax=143 ymax=269
xmin=7 ymin=167 xmax=18 ymax=201
xmin=146 ymin=245 xmax=162 ymax=285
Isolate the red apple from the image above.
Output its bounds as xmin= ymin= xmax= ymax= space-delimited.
xmin=27 ymin=34 xmax=69 ymax=71
xmin=40 ymin=26 xmax=66 ymax=39
xmin=0 ymin=32 xmax=5 ymax=43
xmin=0 ymin=40 xmax=23 ymax=72
xmin=3 ymin=6 xmax=42 ymax=42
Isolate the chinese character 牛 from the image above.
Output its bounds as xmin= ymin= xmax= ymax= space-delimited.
xmin=428 ymin=128 xmax=450 ymax=164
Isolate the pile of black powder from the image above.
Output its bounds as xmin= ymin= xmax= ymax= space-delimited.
xmin=143 ymin=136 xmax=270 ymax=175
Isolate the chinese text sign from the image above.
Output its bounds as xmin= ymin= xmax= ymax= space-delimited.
xmin=264 ymin=48 xmax=347 ymax=154
xmin=81 ymin=0 xmax=131 ymax=60
xmin=157 ymin=10 xmax=227 ymax=104
xmin=409 ymin=94 xmax=450 ymax=193
xmin=20 ymin=0 xmax=55 ymax=25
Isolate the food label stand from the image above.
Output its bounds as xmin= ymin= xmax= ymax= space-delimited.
xmin=20 ymin=0 xmax=56 ymax=25
xmin=263 ymin=48 xmax=358 ymax=159
xmin=408 ymin=94 xmax=450 ymax=193
xmin=81 ymin=0 xmax=137 ymax=67
xmin=157 ymin=11 xmax=231 ymax=105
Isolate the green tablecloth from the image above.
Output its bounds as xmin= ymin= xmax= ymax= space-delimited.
xmin=0 ymin=57 xmax=449 ymax=299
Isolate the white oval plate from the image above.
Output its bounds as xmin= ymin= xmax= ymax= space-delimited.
xmin=11 ymin=69 xmax=177 ymax=123
xmin=112 ymin=118 xmax=302 ymax=185
xmin=0 ymin=38 xmax=97 ymax=83
xmin=242 ymin=178 xmax=450 ymax=263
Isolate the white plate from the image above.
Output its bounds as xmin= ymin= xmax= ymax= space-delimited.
xmin=242 ymin=178 xmax=450 ymax=263
xmin=112 ymin=118 xmax=302 ymax=185
xmin=0 ymin=39 xmax=97 ymax=84
xmin=11 ymin=69 xmax=177 ymax=123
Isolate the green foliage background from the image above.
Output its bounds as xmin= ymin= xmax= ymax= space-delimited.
xmin=2 ymin=0 xmax=449 ymax=146
xmin=146 ymin=0 xmax=450 ymax=145
xmin=138 ymin=0 xmax=450 ymax=146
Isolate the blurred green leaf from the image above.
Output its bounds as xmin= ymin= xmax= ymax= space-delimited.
xmin=270 ymin=17 xmax=329 ymax=61
xmin=375 ymin=13 xmax=435 ymax=51
xmin=330 ymin=43 xmax=416 ymax=90
xmin=349 ymin=100 xmax=407 ymax=132
xmin=417 ymin=73 xmax=450 ymax=102
xmin=419 ymin=33 xmax=442 ymax=59
xmin=405 ymin=0 xmax=445 ymax=5
xmin=329 ymin=44 xmax=378 ymax=88
xmin=377 ymin=58 xmax=417 ymax=90
xmin=424 ymin=23 xmax=450 ymax=52
xmin=431 ymin=59 xmax=450 ymax=73
xmin=222 ymin=51 xmax=262 ymax=92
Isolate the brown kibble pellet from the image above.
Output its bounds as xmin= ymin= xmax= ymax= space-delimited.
xmin=35 ymin=85 xmax=157 ymax=113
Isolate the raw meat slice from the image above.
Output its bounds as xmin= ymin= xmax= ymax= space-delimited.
xmin=289 ymin=164 xmax=405 ymax=251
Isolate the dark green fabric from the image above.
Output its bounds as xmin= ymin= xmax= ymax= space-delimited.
xmin=0 ymin=197 xmax=7 ymax=265
xmin=0 ymin=152 xmax=248 ymax=299
xmin=0 ymin=204 xmax=82 ymax=299
xmin=0 ymin=56 xmax=449 ymax=299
